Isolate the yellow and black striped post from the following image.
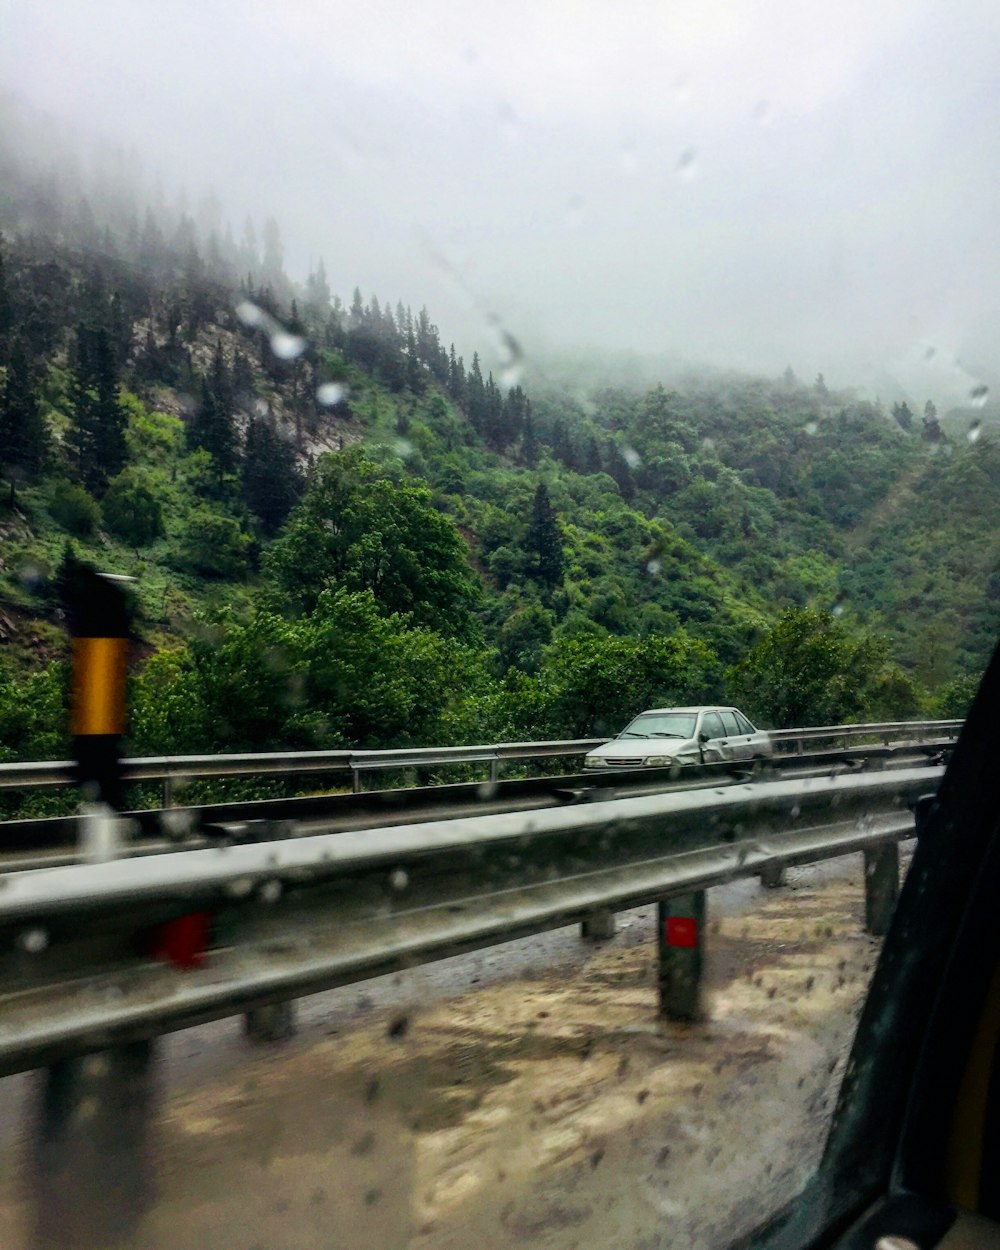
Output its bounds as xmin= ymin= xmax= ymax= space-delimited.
xmin=30 ymin=562 xmax=156 ymax=1249
xmin=63 ymin=562 xmax=131 ymax=810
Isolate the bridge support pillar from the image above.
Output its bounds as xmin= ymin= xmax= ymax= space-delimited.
xmin=581 ymin=908 xmax=616 ymax=940
xmin=657 ymin=891 xmax=706 ymax=1021
xmin=31 ymin=1041 xmax=159 ymax=1249
xmin=760 ymin=859 xmax=787 ymax=888
xmin=244 ymin=999 xmax=297 ymax=1042
xmin=864 ymin=842 xmax=899 ymax=936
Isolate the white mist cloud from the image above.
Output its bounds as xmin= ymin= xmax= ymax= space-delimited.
xmin=2 ymin=0 xmax=1000 ymax=400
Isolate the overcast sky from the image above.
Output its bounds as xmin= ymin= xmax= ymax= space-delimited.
xmin=2 ymin=0 xmax=999 ymax=404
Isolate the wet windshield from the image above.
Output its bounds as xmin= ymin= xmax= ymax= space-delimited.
xmin=0 ymin=3 xmax=996 ymax=1250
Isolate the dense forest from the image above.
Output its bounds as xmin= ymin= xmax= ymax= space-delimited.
xmin=0 ymin=93 xmax=994 ymax=808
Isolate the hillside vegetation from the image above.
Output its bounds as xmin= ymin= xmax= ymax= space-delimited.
xmin=0 ymin=101 xmax=994 ymax=805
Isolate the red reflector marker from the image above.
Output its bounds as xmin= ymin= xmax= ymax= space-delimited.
xmin=153 ymin=912 xmax=211 ymax=969
xmin=666 ymin=916 xmax=699 ymax=948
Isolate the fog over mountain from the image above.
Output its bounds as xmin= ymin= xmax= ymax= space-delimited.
xmin=2 ymin=0 xmax=999 ymax=407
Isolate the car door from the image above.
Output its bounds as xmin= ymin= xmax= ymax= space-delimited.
xmin=720 ymin=709 xmax=752 ymax=761
xmin=734 ymin=709 xmax=771 ymax=759
xmin=699 ymin=710 xmax=728 ymax=761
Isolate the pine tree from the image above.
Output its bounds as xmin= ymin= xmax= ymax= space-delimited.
xmin=242 ymin=411 xmax=303 ymax=535
xmin=467 ymin=352 xmax=486 ymax=432
xmin=922 ymin=400 xmax=943 ymax=442
xmin=109 ymin=290 xmax=131 ymax=365
xmin=324 ymin=309 xmax=346 ymax=351
xmin=382 ymin=304 xmax=400 ymax=348
xmin=448 ymin=345 xmax=466 ymax=408
xmin=405 ymin=326 xmax=424 ymax=392
xmin=524 ymin=482 xmax=565 ymax=589
xmin=67 ymin=324 xmax=127 ymax=495
xmin=415 ymin=306 xmax=435 ymax=362
xmin=288 ymin=299 xmax=304 ymax=335
xmin=0 ymin=340 xmax=48 ymax=504
xmin=188 ymin=374 xmax=237 ymax=484
xmin=209 ymin=339 xmax=234 ymax=410
xmin=891 ymin=401 xmax=913 ymax=432
xmin=483 ymin=371 xmax=504 ymax=449
xmin=304 ymin=260 xmax=331 ymax=318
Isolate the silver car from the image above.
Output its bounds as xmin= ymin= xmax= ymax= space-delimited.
xmin=582 ymin=705 xmax=773 ymax=769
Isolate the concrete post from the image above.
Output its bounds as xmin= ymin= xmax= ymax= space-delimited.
xmin=581 ymin=908 xmax=616 ymax=940
xmin=864 ymin=842 xmax=899 ymax=936
xmin=244 ymin=1000 xmax=297 ymax=1042
xmin=657 ymin=891 xmax=706 ymax=1021
xmin=32 ymin=1042 xmax=159 ymax=1249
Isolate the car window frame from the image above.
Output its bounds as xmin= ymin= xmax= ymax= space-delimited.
xmin=702 ymin=710 xmax=725 ymax=739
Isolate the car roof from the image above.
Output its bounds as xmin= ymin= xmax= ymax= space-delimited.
xmin=632 ymin=706 xmax=741 ymax=715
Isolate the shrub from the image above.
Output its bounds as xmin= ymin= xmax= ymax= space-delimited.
xmin=175 ymin=511 xmax=251 ymax=579
xmin=102 ymin=469 xmax=164 ymax=546
xmin=49 ymin=482 xmax=101 ymax=536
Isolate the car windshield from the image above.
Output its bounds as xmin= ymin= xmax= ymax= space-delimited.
xmin=622 ymin=713 xmax=699 ymax=739
xmin=0 ymin=4 xmax=996 ymax=1250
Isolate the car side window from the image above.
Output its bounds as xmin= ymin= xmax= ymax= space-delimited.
xmin=702 ymin=711 xmax=725 ymax=739
xmin=721 ymin=711 xmax=740 ymax=736
xmin=734 ymin=711 xmax=755 ymax=734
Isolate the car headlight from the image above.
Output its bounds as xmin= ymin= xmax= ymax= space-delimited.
xmin=584 ymin=757 xmax=602 ymax=768
xmin=643 ymin=755 xmax=673 ymax=766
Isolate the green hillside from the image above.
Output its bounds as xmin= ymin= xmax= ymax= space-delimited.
xmin=0 ymin=108 xmax=995 ymax=803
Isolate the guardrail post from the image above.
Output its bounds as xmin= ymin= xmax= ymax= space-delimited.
xmin=30 ymin=563 xmax=160 ymax=1247
xmin=760 ymin=860 xmax=787 ymax=888
xmin=864 ymin=842 xmax=899 ymax=936
xmin=581 ymin=908 xmax=616 ymax=940
xmin=32 ymin=1042 xmax=159 ymax=1248
xmin=162 ymin=775 xmax=174 ymax=807
xmin=244 ymin=1000 xmax=297 ymax=1042
xmin=352 ymin=767 xmax=361 ymax=794
xmin=489 ymin=757 xmax=500 ymax=784
xmin=657 ymin=892 xmax=706 ymax=1020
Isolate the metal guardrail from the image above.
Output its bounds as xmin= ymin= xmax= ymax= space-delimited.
xmin=0 ymin=720 xmax=962 ymax=803
xmin=0 ymin=763 xmax=942 ymax=1075
xmin=769 ymin=719 xmax=963 ymax=750
xmin=0 ymin=738 xmax=610 ymax=798
xmin=0 ymin=739 xmax=954 ymax=862
xmin=1 ymin=756 xmax=945 ymax=1248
